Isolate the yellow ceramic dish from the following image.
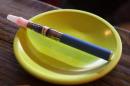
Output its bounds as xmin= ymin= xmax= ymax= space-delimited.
xmin=13 ymin=9 xmax=122 ymax=85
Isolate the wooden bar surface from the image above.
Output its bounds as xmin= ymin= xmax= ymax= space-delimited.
xmin=0 ymin=0 xmax=129 ymax=86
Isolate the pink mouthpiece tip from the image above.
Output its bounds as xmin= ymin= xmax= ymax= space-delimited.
xmin=7 ymin=14 xmax=28 ymax=27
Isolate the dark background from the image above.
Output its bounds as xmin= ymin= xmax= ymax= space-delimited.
xmin=40 ymin=0 xmax=130 ymax=30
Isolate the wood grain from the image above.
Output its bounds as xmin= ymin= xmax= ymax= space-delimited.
xmin=0 ymin=0 xmax=129 ymax=86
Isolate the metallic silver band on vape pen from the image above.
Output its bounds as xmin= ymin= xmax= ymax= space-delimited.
xmin=44 ymin=28 xmax=63 ymax=40
xmin=41 ymin=26 xmax=49 ymax=35
xmin=27 ymin=22 xmax=63 ymax=40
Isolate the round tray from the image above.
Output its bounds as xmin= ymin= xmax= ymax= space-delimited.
xmin=13 ymin=9 xmax=122 ymax=85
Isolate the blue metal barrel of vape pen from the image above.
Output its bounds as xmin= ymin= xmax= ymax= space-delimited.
xmin=26 ymin=22 xmax=112 ymax=60
xmin=60 ymin=34 xmax=112 ymax=60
